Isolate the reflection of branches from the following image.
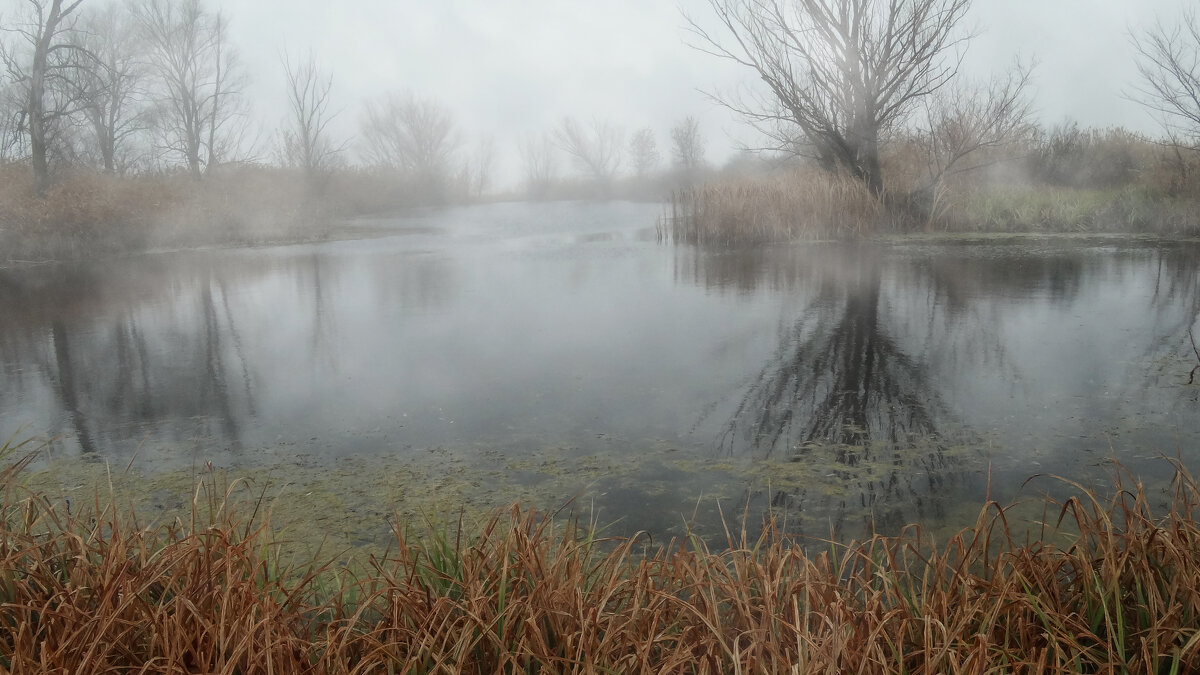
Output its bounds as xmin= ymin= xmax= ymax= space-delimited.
xmin=1189 ymin=330 xmax=1200 ymax=385
xmin=720 ymin=266 xmax=949 ymax=466
xmin=50 ymin=321 xmax=97 ymax=455
xmin=1136 ymin=245 xmax=1200 ymax=392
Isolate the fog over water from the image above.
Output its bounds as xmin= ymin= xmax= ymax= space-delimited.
xmin=2 ymin=0 xmax=1200 ymax=545
xmin=2 ymin=202 xmax=1197 ymax=541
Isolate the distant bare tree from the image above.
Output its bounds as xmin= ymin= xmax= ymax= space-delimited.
xmin=628 ymin=127 xmax=660 ymax=177
xmin=554 ymin=116 xmax=623 ymax=184
xmin=519 ymin=130 xmax=557 ymax=199
xmin=453 ymin=135 xmax=494 ymax=200
xmin=133 ymin=0 xmax=249 ymax=178
xmin=467 ymin=135 xmax=494 ymax=198
xmin=1 ymin=0 xmax=89 ymax=195
xmin=360 ymin=90 xmax=459 ymax=190
xmin=1131 ymin=10 xmax=1200 ymax=143
xmin=670 ymin=115 xmax=705 ymax=170
xmin=279 ymin=48 xmax=343 ymax=180
xmin=687 ymin=0 xmax=972 ymax=197
xmin=75 ymin=3 xmax=150 ymax=173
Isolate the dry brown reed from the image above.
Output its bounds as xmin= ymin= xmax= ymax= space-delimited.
xmin=0 ymin=164 xmax=398 ymax=263
xmin=663 ymin=168 xmax=889 ymax=244
xmin=3 ymin=434 xmax=1200 ymax=673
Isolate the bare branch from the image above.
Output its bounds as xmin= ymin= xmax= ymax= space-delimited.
xmin=553 ymin=116 xmax=623 ymax=185
xmin=687 ymin=0 xmax=973 ymax=196
xmin=1130 ymin=10 xmax=1200 ymax=143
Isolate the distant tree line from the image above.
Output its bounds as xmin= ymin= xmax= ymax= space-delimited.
xmin=6 ymin=0 xmax=1200 ymax=215
xmin=0 ymin=0 xmax=716 ymax=209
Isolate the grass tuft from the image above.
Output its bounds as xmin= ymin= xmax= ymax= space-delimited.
xmin=2 ymin=442 xmax=1200 ymax=672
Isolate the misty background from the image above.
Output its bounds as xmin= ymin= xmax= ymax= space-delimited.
xmin=208 ymin=0 xmax=1181 ymax=189
xmin=1 ymin=0 xmax=1179 ymax=192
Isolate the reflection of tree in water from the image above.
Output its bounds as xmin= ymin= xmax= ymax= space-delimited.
xmin=689 ymin=240 xmax=1200 ymax=538
xmin=716 ymin=252 xmax=955 ymax=536
xmin=1145 ymin=243 xmax=1200 ymax=402
xmin=0 ymin=258 xmax=266 ymax=456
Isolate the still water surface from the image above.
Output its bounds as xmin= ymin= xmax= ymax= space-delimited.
xmin=1 ymin=201 xmax=1198 ymax=544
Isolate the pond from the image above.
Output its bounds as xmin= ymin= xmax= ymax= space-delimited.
xmin=1 ymin=201 xmax=1198 ymax=551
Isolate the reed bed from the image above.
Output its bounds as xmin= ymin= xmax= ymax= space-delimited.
xmin=663 ymin=169 xmax=888 ymax=244
xmin=4 ymin=434 xmax=1200 ymax=673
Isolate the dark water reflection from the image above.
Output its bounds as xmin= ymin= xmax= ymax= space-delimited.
xmin=1 ymin=202 xmax=1198 ymax=544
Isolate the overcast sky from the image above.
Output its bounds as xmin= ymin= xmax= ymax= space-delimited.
xmin=205 ymin=0 xmax=1186 ymax=186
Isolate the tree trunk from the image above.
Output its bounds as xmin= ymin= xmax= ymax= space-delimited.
xmin=28 ymin=2 xmax=61 ymax=197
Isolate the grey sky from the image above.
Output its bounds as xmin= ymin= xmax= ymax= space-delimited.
xmin=210 ymin=1 xmax=1189 ymax=183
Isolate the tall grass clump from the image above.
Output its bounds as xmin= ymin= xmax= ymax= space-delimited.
xmin=663 ymin=168 xmax=888 ymax=244
xmin=4 ymin=437 xmax=1200 ymax=672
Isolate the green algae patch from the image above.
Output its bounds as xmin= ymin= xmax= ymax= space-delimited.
xmin=18 ymin=427 xmax=1003 ymax=562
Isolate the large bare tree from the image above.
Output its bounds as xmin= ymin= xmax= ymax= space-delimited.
xmin=75 ymin=3 xmax=150 ymax=173
xmin=1131 ymin=9 xmax=1200 ymax=143
xmin=133 ymin=0 xmax=247 ymax=179
xmin=278 ymin=48 xmax=342 ymax=180
xmin=688 ymin=0 xmax=972 ymax=197
xmin=1 ymin=0 xmax=89 ymax=195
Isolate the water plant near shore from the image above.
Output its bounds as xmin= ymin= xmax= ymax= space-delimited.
xmin=3 ymin=434 xmax=1200 ymax=672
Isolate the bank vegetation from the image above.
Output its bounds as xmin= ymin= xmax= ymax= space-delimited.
xmin=664 ymin=125 xmax=1200 ymax=243
xmin=4 ymin=434 xmax=1200 ymax=673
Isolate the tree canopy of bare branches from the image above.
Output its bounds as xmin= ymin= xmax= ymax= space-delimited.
xmin=133 ymin=0 xmax=248 ymax=179
xmin=670 ymin=115 xmax=705 ymax=171
xmin=688 ymin=0 xmax=972 ymax=197
xmin=918 ymin=62 xmax=1034 ymax=189
xmin=519 ymin=130 xmax=557 ymax=199
xmin=2 ymin=0 xmax=89 ymax=194
xmin=279 ymin=49 xmax=342 ymax=180
xmin=360 ymin=90 xmax=458 ymax=186
xmin=75 ymin=3 xmax=151 ymax=173
xmin=628 ymin=127 xmax=660 ymax=178
xmin=1131 ymin=10 xmax=1200 ymax=143
xmin=554 ymin=116 xmax=623 ymax=185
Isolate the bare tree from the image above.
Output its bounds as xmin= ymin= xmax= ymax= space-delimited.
xmin=1131 ymin=10 xmax=1200 ymax=143
xmin=628 ymin=127 xmax=660 ymax=177
xmin=467 ymin=135 xmax=494 ymax=198
xmin=519 ymin=130 xmax=557 ymax=199
xmin=914 ymin=61 xmax=1034 ymax=219
xmin=688 ymin=0 xmax=972 ymax=197
xmin=133 ymin=0 xmax=248 ymax=179
xmin=278 ymin=48 xmax=343 ymax=180
xmin=670 ymin=115 xmax=706 ymax=170
xmin=554 ymin=116 xmax=623 ymax=185
xmin=360 ymin=90 xmax=458 ymax=191
xmin=1 ymin=0 xmax=89 ymax=195
xmin=452 ymin=135 xmax=495 ymax=200
xmin=75 ymin=3 xmax=150 ymax=173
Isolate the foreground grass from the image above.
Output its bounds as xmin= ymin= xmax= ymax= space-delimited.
xmin=4 ymin=436 xmax=1200 ymax=673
